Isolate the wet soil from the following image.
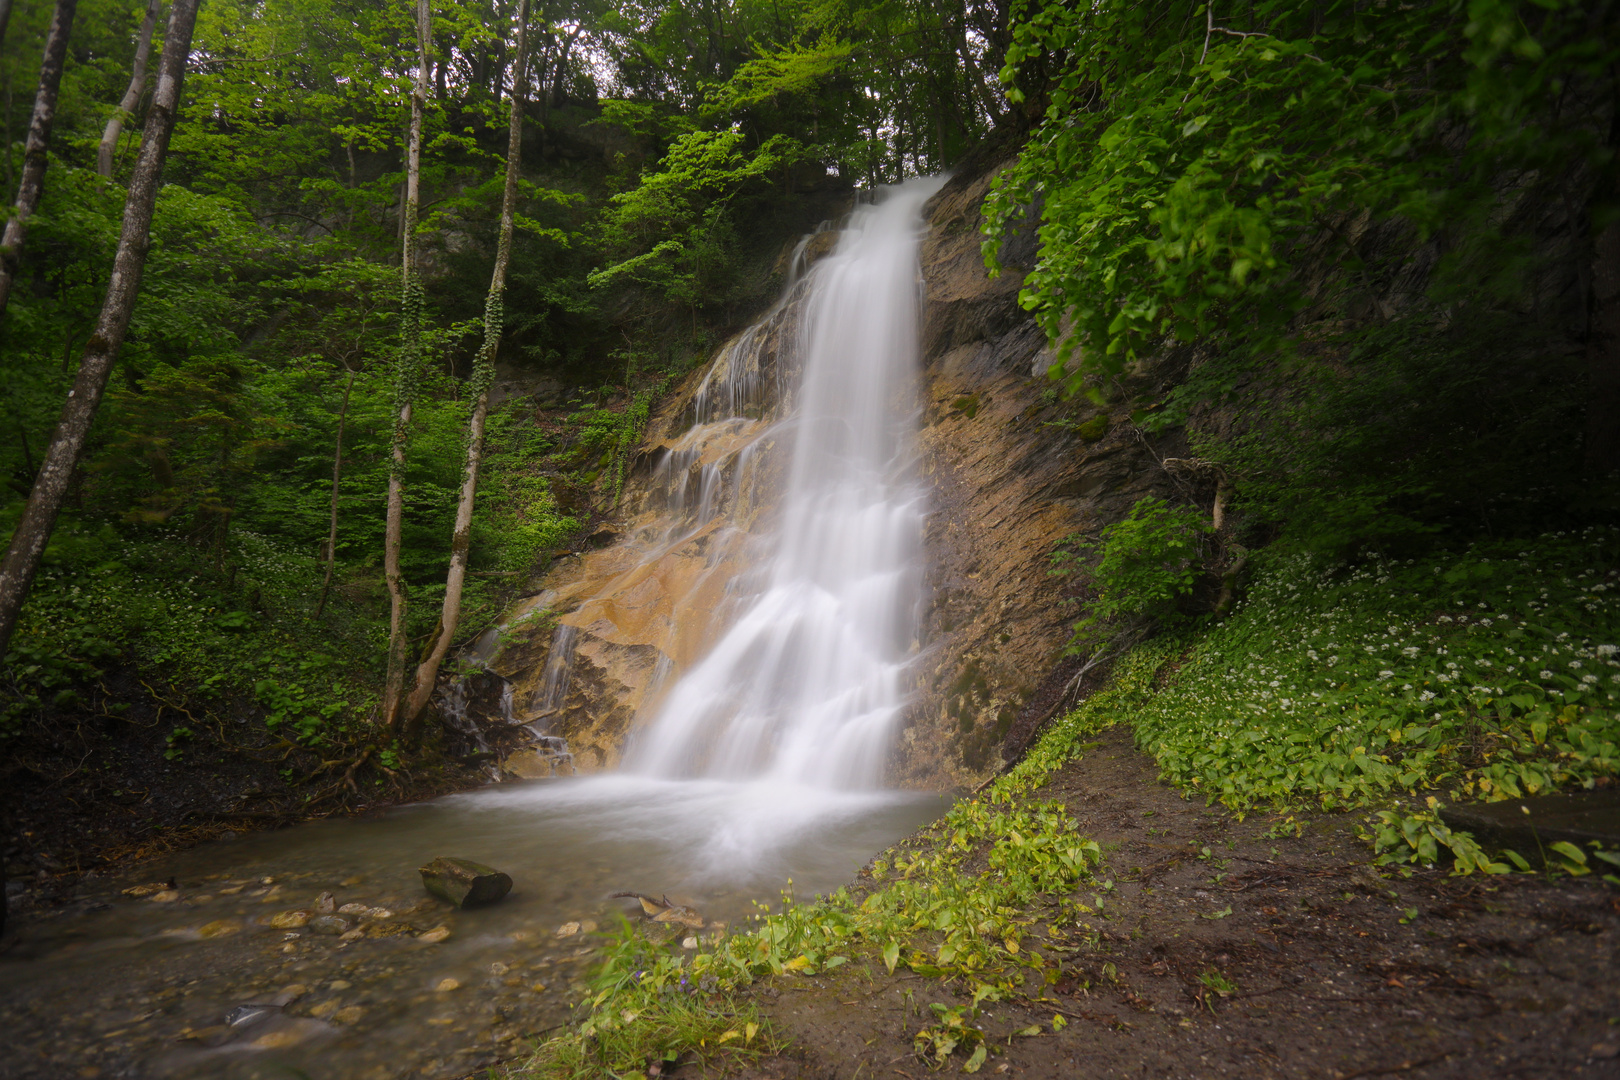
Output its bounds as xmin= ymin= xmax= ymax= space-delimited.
xmin=732 ymin=726 xmax=1620 ymax=1080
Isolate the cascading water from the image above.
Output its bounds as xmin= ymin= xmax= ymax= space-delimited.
xmin=624 ymin=178 xmax=940 ymax=787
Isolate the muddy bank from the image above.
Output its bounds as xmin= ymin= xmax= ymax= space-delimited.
xmin=1 ymin=676 xmax=491 ymax=924
xmin=731 ymin=726 xmax=1620 ymax=1079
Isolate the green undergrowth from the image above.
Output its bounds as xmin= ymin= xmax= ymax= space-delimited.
xmin=0 ymin=521 xmax=381 ymax=750
xmin=1129 ymin=528 xmax=1620 ymax=875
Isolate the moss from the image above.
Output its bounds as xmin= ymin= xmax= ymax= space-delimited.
xmin=1075 ymin=413 xmax=1109 ymax=442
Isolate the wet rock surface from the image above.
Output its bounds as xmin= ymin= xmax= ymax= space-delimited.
xmin=1440 ymin=788 xmax=1620 ymax=852
xmin=419 ymin=856 xmax=513 ymax=909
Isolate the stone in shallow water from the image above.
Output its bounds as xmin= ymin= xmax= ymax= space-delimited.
xmin=417 ymin=926 xmax=451 ymax=943
xmin=315 ymin=891 xmax=337 ymax=914
xmin=1441 ymin=788 xmax=1620 ymax=855
xmin=309 ymin=915 xmax=350 ymax=936
xmin=269 ymin=910 xmax=310 ymax=929
xmin=419 ymin=857 xmax=512 ymax=909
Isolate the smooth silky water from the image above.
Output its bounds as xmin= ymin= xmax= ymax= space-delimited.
xmin=0 ymin=178 xmax=947 ymax=1080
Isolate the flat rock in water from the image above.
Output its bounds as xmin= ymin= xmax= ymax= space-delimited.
xmin=1441 ymin=788 xmax=1620 ymax=854
xmin=419 ymin=857 xmax=512 ymax=909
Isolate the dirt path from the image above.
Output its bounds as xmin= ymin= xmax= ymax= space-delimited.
xmin=733 ymin=727 xmax=1620 ymax=1079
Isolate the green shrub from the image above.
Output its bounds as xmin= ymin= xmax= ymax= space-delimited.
xmin=1055 ymin=496 xmax=1210 ymax=651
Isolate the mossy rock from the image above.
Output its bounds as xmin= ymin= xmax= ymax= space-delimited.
xmin=1076 ymin=414 xmax=1110 ymax=442
xmin=419 ymin=856 xmax=512 ymax=909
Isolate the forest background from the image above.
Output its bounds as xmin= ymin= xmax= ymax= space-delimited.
xmin=0 ymin=0 xmax=1617 ymax=864
xmin=0 ymin=0 xmax=1005 ymax=805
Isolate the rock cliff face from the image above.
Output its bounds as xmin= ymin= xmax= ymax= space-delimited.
xmin=897 ymin=168 xmax=1179 ymax=787
xmin=467 ymin=164 xmax=1181 ymax=788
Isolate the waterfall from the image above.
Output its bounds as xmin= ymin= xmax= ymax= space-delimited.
xmin=624 ymin=177 xmax=943 ymax=788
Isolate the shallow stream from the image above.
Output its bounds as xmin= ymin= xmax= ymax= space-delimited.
xmin=0 ymin=777 xmax=942 ymax=1079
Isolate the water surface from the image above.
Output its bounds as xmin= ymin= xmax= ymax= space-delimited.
xmin=0 ymin=776 xmax=943 ymax=1080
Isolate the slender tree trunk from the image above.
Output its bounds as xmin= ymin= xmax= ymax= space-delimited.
xmin=97 ymin=0 xmax=161 ymax=178
xmin=315 ymin=365 xmax=357 ymax=618
xmin=551 ymin=22 xmax=581 ymax=106
xmin=0 ymin=0 xmax=78 ymax=320
xmin=954 ymin=6 xmax=1002 ymax=126
xmin=0 ymin=0 xmax=199 ymax=662
xmin=0 ymin=0 xmax=15 ymax=57
xmin=401 ymin=0 xmax=531 ymax=735
xmin=382 ymin=0 xmax=432 ymax=732
xmin=1587 ymin=216 xmax=1620 ymax=476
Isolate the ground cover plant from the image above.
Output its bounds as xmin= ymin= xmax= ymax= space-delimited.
xmin=1131 ymin=528 xmax=1620 ymax=873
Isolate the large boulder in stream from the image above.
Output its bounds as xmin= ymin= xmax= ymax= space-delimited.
xmin=419 ymin=857 xmax=512 ymax=909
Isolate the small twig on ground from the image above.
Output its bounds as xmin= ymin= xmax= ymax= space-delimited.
xmin=1337 ymin=1052 xmax=1455 ymax=1079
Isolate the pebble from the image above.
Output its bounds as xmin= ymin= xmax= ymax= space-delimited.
xmin=122 ymin=882 xmax=171 ymax=898
xmin=270 ymin=911 xmax=310 ymax=929
xmin=434 ymin=978 xmax=460 ymax=992
xmin=198 ymin=920 xmax=242 ymax=939
xmin=309 ymin=915 xmax=350 ymax=936
xmin=681 ymin=936 xmax=698 ymax=949
xmin=329 ymin=980 xmax=351 ymax=991
xmin=339 ymin=929 xmax=364 ymax=943
xmin=251 ymin=1029 xmax=302 ymax=1049
xmin=333 ymin=1006 xmax=364 ymax=1024
xmin=149 ymin=891 xmax=180 ymax=903
xmin=367 ymin=922 xmax=413 ymax=939
xmin=489 ymin=963 xmax=509 ymax=976
xmin=338 ymin=902 xmax=368 ymax=915
xmin=555 ymin=922 xmax=580 ymax=938
xmin=417 ymin=926 xmax=451 ymax=944
xmin=315 ymin=892 xmax=337 ymax=914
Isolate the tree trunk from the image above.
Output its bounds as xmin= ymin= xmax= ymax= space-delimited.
xmin=1588 ymin=216 xmax=1620 ymax=477
xmin=0 ymin=0 xmax=79 ymax=320
xmin=315 ymin=366 xmax=356 ymax=618
xmin=401 ymin=0 xmax=531 ymax=736
xmin=381 ymin=0 xmax=432 ymax=732
xmin=551 ymin=22 xmax=581 ymax=106
xmin=97 ymin=0 xmax=161 ymax=178
xmin=0 ymin=0 xmax=16 ymax=57
xmin=0 ymin=0 xmax=199 ymax=662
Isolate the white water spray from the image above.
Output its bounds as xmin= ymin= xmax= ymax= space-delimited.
xmin=625 ymin=177 xmax=944 ymax=787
